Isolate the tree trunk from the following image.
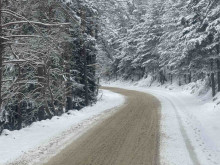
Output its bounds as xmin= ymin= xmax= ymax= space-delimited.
xmin=16 ymin=65 xmax=22 ymax=129
xmin=37 ymin=67 xmax=45 ymax=121
xmin=210 ymin=59 xmax=215 ymax=97
xmin=170 ymin=74 xmax=173 ymax=84
xmin=217 ymin=59 xmax=220 ymax=92
xmin=37 ymin=66 xmax=53 ymax=120
xmin=0 ymin=0 xmax=4 ymax=133
xmin=189 ymin=71 xmax=192 ymax=83
xmin=216 ymin=45 xmax=220 ymax=92
xmin=163 ymin=69 xmax=166 ymax=84
xmin=46 ymin=68 xmax=57 ymax=115
xmin=97 ymin=77 xmax=100 ymax=95
xmin=179 ymin=76 xmax=181 ymax=86
xmin=160 ymin=71 xmax=163 ymax=84
xmin=83 ymin=47 xmax=89 ymax=106
xmin=80 ymin=9 xmax=89 ymax=106
xmin=66 ymin=64 xmax=73 ymax=111
xmin=0 ymin=0 xmax=3 ymax=114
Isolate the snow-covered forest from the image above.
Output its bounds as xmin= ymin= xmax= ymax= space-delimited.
xmin=1 ymin=0 xmax=220 ymax=133
xmin=98 ymin=0 xmax=220 ymax=97
xmin=0 ymin=0 xmax=99 ymax=133
xmin=1 ymin=0 xmax=220 ymax=164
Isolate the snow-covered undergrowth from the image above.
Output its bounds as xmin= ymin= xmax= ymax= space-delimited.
xmin=103 ymin=78 xmax=220 ymax=165
xmin=0 ymin=90 xmax=125 ymax=165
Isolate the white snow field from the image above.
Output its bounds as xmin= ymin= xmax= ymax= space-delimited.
xmin=103 ymin=80 xmax=220 ymax=165
xmin=0 ymin=90 xmax=125 ymax=165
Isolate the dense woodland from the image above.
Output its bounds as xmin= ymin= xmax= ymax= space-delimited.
xmin=0 ymin=0 xmax=99 ymax=133
xmin=97 ymin=0 xmax=220 ymax=97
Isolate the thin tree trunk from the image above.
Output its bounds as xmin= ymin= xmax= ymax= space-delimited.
xmin=83 ymin=46 xmax=89 ymax=106
xmin=97 ymin=77 xmax=100 ymax=95
xmin=217 ymin=59 xmax=220 ymax=92
xmin=163 ymin=69 xmax=166 ymax=84
xmin=0 ymin=0 xmax=3 ymax=113
xmin=46 ymin=68 xmax=57 ymax=115
xmin=179 ymin=76 xmax=181 ymax=86
xmin=210 ymin=59 xmax=215 ymax=97
xmin=37 ymin=67 xmax=45 ymax=121
xmin=37 ymin=67 xmax=52 ymax=120
xmin=66 ymin=65 xmax=73 ymax=111
xmin=160 ymin=71 xmax=163 ymax=84
xmin=81 ymin=9 xmax=89 ymax=106
xmin=216 ymin=45 xmax=220 ymax=92
xmin=0 ymin=0 xmax=3 ymax=133
xmin=189 ymin=71 xmax=192 ymax=83
xmin=17 ymin=65 xmax=22 ymax=129
xmin=170 ymin=73 xmax=173 ymax=84
xmin=184 ymin=74 xmax=187 ymax=84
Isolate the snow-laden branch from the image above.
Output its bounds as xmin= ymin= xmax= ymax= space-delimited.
xmin=0 ymin=36 xmax=9 ymax=41
xmin=1 ymin=21 xmax=71 ymax=28
xmin=4 ymin=35 xmax=41 ymax=38
xmin=3 ymin=59 xmax=26 ymax=64
xmin=1 ymin=10 xmax=23 ymax=20
xmin=1 ymin=9 xmax=67 ymax=53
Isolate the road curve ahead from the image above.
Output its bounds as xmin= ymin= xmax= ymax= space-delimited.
xmin=44 ymin=87 xmax=161 ymax=165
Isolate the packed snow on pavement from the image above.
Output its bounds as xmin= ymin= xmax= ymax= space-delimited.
xmin=0 ymin=89 xmax=125 ymax=165
xmin=103 ymin=78 xmax=220 ymax=165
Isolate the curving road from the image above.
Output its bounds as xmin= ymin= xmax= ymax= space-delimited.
xmin=44 ymin=87 xmax=161 ymax=165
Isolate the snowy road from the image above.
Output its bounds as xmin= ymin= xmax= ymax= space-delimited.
xmin=104 ymin=82 xmax=220 ymax=165
xmin=2 ymin=83 xmax=220 ymax=165
xmin=0 ymin=90 xmax=125 ymax=165
xmin=44 ymin=87 xmax=160 ymax=165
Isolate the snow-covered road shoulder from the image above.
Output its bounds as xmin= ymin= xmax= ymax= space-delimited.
xmin=103 ymin=81 xmax=220 ymax=165
xmin=0 ymin=89 xmax=125 ymax=165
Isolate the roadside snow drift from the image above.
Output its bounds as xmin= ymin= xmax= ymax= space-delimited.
xmin=0 ymin=89 xmax=125 ymax=165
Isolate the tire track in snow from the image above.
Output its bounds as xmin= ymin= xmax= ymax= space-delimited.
xmin=148 ymin=90 xmax=201 ymax=165
xmin=167 ymin=98 xmax=201 ymax=165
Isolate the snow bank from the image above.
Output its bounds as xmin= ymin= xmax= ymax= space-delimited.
xmin=103 ymin=79 xmax=220 ymax=165
xmin=0 ymin=89 xmax=125 ymax=165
